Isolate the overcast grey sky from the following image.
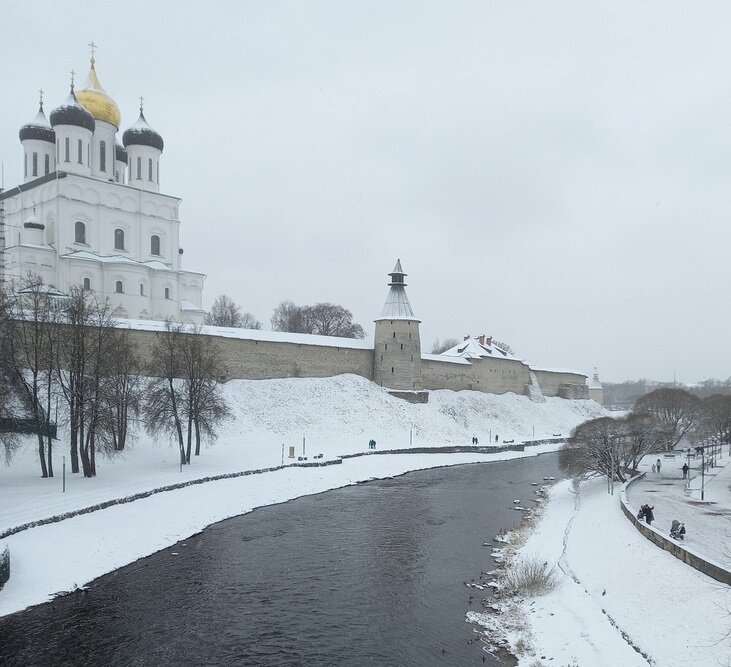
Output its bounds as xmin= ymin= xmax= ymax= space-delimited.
xmin=2 ymin=1 xmax=730 ymax=384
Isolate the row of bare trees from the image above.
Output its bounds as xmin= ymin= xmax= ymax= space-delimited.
xmin=561 ymin=388 xmax=731 ymax=481
xmin=205 ymin=294 xmax=366 ymax=340
xmin=0 ymin=274 xmax=230 ymax=479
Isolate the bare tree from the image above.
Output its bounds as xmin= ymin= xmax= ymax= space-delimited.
xmin=430 ymin=338 xmax=459 ymax=354
xmin=144 ymin=320 xmax=187 ymax=465
xmin=144 ymin=322 xmax=231 ymax=464
xmin=5 ymin=274 xmax=61 ymax=478
xmin=492 ymin=339 xmax=514 ymax=354
xmin=271 ymin=301 xmax=365 ymax=338
xmin=179 ymin=326 xmax=231 ymax=462
xmin=622 ymin=411 xmax=674 ymax=471
xmin=0 ymin=289 xmax=21 ymax=464
xmin=239 ymin=312 xmax=262 ymax=330
xmin=698 ymin=394 xmax=731 ymax=448
xmin=271 ymin=300 xmax=309 ymax=333
xmin=205 ymin=294 xmax=261 ymax=329
xmin=304 ymin=303 xmax=365 ymax=338
xmin=634 ymin=388 xmax=700 ymax=449
xmin=104 ymin=327 xmax=143 ymax=452
xmin=560 ymin=416 xmax=628 ymax=482
xmin=76 ymin=297 xmax=117 ymax=477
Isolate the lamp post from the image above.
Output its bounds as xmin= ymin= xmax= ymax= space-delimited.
xmin=701 ymin=448 xmax=705 ymax=501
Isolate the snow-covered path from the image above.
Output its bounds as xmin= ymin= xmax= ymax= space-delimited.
xmin=495 ymin=477 xmax=731 ymax=667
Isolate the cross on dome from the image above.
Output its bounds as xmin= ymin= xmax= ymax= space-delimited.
xmin=69 ymin=69 xmax=75 ymax=91
xmin=88 ymin=41 xmax=97 ymax=67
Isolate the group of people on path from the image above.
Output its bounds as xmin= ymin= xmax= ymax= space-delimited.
xmin=637 ymin=503 xmax=687 ymax=540
xmin=638 ymin=504 xmax=655 ymax=525
xmin=652 ymin=457 xmax=692 ymax=481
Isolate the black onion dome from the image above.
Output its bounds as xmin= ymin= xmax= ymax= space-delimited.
xmin=122 ymin=111 xmax=164 ymax=152
xmin=19 ymin=104 xmax=55 ymax=144
xmin=50 ymin=90 xmax=95 ymax=133
xmin=115 ymin=143 xmax=128 ymax=164
xmin=23 ymin=211 xmax=44 ymax=230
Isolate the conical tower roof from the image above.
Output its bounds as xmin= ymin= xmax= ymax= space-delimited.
xmin=376 ymin=259 xmax=418 ymax=321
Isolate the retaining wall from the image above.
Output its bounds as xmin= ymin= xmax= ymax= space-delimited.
xmin=620 ymin=473 xmax=731 ymax=586
xmin=0 ymin=544 xmax=8 ymax=591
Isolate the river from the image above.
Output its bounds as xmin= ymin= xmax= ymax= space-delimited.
xmin=0 ymin=453 xmax=561 ymax=666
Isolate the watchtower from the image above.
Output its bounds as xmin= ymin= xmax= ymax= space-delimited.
xmin=373 ymin=260 xmax=422 ymax=390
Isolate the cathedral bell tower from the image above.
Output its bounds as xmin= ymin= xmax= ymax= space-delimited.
xmin=373 ymin=259 xmax=422 ymax=391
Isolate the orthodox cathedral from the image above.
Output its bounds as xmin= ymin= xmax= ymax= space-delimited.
xmin=0 ymin=51 xmax=206 ymax=322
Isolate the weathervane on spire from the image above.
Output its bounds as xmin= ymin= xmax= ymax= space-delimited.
xmin=88 ymin=41 xmax=97 ymax=67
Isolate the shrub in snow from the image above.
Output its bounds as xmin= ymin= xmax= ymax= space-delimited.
xmin=501 ymin=557 xmax=557 ymax=597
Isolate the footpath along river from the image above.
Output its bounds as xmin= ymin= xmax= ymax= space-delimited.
xmin=0 ymin=453 xmax=561 ymax=666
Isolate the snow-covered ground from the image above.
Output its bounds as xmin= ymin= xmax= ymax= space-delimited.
xmin=470 ymin=457 xmax=731 ymax=667
xmin=3 ymin=373 xmax=728 ymax=667
xmin=0 ymin=374 xmax=604 ymax=619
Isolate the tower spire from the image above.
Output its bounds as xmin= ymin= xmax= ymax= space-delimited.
xmin=377 ymin=259 xmax=416 ymax=320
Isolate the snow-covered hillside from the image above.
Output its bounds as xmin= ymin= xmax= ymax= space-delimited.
xmin=217 ymin=374 xmax=606 ymax=452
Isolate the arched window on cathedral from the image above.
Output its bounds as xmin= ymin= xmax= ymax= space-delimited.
xmin=115 ymin=281 xmax=123 ymax=294
xmin=151 ymin=235 xmax=160 ymax=256
xmin=114 ymin=228 xmax=125 ymax=251
xmin=44 ymin=154 xmax=50 ymax=175
xmin=74 ymin=221 xmax=86 ymax=244
xmin=164 ymin=287 xmax=170 ymax=300
xmin=83 ymin=277 xmax=91 ymax=290
xmin=139 ymin=283 xmax=145 ymax=296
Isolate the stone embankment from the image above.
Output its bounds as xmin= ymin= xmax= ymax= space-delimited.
xmin=620 ymin=473 xmax=731 ymax=586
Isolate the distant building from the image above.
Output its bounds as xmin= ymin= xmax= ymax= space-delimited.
xmin=0 ymin=52 xmax=205 ymax=322
xmin=588 ymin=368 xmax=604 ymax=405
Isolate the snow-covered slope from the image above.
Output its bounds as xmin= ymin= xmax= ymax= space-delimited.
xmin=217 ymin=373 xmax=605 ymax=451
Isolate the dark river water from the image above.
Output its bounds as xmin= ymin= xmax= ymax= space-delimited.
xmin=0 ymin=453 xmax=561 ymax=667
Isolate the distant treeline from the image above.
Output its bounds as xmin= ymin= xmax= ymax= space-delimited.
xmin=604 ymin=378 xmax=731 ymax=409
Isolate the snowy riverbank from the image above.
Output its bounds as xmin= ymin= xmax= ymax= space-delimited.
xmin=470 ymin=472 xmax=731 ymax=667
xmin=0 ymin=375 xmax=605 ymax=619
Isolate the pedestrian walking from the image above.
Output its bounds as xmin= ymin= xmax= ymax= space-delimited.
xmin=682 ymin=463 xmax=689 ymax=479
xmin=652 ymin=464 xmax=656 ymax=473
xmin=644 ymin=505 xmax=655 ymax=525
xmin=656 ymin=458 xmax=662 ymax=473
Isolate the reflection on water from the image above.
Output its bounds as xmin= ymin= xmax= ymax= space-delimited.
xmin=0 ymin=454 xmax=560 ymax=666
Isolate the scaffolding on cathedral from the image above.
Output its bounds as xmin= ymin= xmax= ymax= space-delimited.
xmin=0 ymin=164 xmax=5 ymax=292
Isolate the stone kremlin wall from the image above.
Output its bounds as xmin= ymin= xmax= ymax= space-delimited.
xmin=118 ymin=260 xmax=591 ymax=401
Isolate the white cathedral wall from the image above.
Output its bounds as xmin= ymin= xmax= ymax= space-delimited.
xmin=88 ymin=120 xmax=117 ymax=181
xmin=53 ymin=125 xmax=93 ymax=177
xmin=56 ymin=177 xmax=181 ymax=267
xmin=125 ymin=144 xmax=161 ymax=193
xmin=22 ymin=139 xmax=55 ymax=182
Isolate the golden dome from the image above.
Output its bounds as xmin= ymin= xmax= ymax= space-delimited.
xmin=76 ymin=61 xmax=121 ymax=129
